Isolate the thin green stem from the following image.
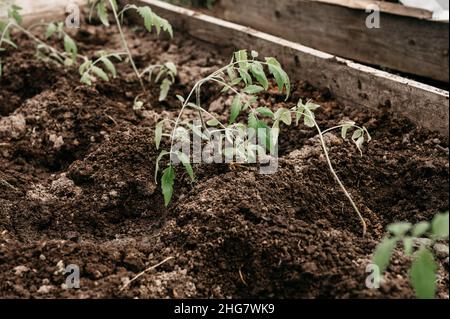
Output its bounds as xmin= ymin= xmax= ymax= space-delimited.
xmin=13 ymin=23 xmax=67 ymax=60
xmin=109 ymin=0 xmax=146 ymax=93
xmin=0 ymin=21 xmax=14 ymax=46
xmin=322 ymin=124 xmax=364 ymax=136
xmin=304 ymin=109 xmax=367 ymax=236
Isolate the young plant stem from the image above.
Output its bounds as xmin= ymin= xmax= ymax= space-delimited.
xmin=12 ymin=24 xmax=69 ymax=61
xmin=169 ymin=59 xmax=269 ymax=153
xmin=305 ymin=109 xmax=367 ymax=236
xmin=0 ymin=21 xmax=13 ymax=45
xmin=109 ymin=0 xmax=146 ymax=93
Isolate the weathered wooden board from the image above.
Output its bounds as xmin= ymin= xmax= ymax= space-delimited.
xmin=317 ymin=0 xmax=434 ymax=19
xmin=211 ymin=0 xmax=449 ymax=83
xmin=0 ymin=0 xmax=85 ymax=26
xmin=125 ymin=0 xmax=449 ymax=136
xmin=1 ymin=0 xmax=76 ymax=15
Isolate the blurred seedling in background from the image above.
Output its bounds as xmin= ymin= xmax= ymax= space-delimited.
xmin=1 ymin=2 xmax=177 ymax=106
xmin=88 ymin=0 xmax=177 ymax=106
xmin=373 ymin=212 xmax=449 ymax=299
xmin=155 ymin=49 xmax=372 ymax=235
xmin=0 ymin=5 xmax=81 ymax=76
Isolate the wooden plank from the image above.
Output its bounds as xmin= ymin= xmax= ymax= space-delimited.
xmin=125 ymin=0 xmax=448 ymax=136
xmin=210 ymin=0 xmax=449 ymax=83
xmin=0 ymin=0 xmax=85 ymax=26
xmin=316 ymin=0 xmax=434 ymax=20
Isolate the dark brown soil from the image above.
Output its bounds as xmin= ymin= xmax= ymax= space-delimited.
xmin=0 ymin=15 xmax=448 ymax=299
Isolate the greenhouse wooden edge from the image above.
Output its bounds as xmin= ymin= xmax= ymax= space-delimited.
xmin=212 ymin=0 xmax=449 ymax=83
xmin=10 ymin=0 xmax=450 ymax=137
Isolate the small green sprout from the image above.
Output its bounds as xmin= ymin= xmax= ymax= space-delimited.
xmin=373 ymin=212 xmax=449 ymax=299
xmin=1 ymin=7 xmax=80 ymax=73
xmin=1 ymin=2 xmax=177 ymax=105
xmin=79 ymin=51 xmax=124 ymax=85
xmin=89 ymin=0 xmax=177 ymax=102
xmin=140 ymin=62 xmax=178 ymax=101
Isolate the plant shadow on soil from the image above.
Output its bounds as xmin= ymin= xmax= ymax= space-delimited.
xmin=0 ymin=17 xmax=448 ymax=299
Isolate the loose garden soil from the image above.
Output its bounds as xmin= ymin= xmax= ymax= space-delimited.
xmin=0 ymin=15 xmax=448 ymax=299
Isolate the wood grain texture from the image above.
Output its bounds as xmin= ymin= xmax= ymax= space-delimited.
xmin=212 ymin=0 xmax=449 ymax=83
xmin=124 ymin=0 xmax=449 ymax=136
xmin=0 ymin=0 xmax=85 ymax=26
xmin=316 ymin=0 xmax=433 ymax=19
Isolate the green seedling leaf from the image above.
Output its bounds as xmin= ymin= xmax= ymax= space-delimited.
xmin=403 ymin=237 xmax=414 ymax=256
xmin=229 ymin=77 xmax=243 ymax=87
xmin=207 ymin=118 xmax=220 ymax=127
xmin=159 ymin=18 xmax=173 ymax=38
xmin=159 ymin=78 xmax=172 ymax=101
xmin=352 ymin=129 xmax=363 ymax=140
xmin=100 ymin=57 xmax=117 ymax=78
xmin=91 ymin=65 xmax=109 ymax=81
xmin=341 ymin=121 xmax=355 ymax=139
xmin=227 ymin=66 xmax=237 ymax=81
xmin=295 ymin=109 xmax=304 ymax=125
xmin=411 ymin=248 xmax=437 ymax=299
xmin=133 ymin=100 xmax=144 ymax=111
xmin=8 ymin=5 xmax=22 ymax=25
xmin=230 ymin=95 xmax=242 ymax=124
xmin=248 ymin=113 xmax=258 ymax=130
xmin=257 ymin=120 xmax=272 ymax=152
xmin=265 ymin=57 xmax=290 ymax=99
xmin=250 ymin=62 xmax=268 ymax=90
xmin=155 ymin=150 xmax=170 ymax=183
xmin=177 ymin=152 xmax=195 ymax=181
xmin=161 ymin=165 xmax=175 ymax=206
xmin=274 ymin=108 xmax=291 ymax=125
xmin=189 ymin=123 xmax=209 ymax=141
xmin=431 ymin=212 xmax=449 ymax=239
xmin=176 ymin=95 xmax=185 ymax=104
xmin=256 ymin=107 xmax=274 ymax=118
xmin=164 ymin=62 xmax=177 ymax=75
xmin=235 ymin=50 xmax=249 ymax=70
xmin=242 ymin=85 xmax=264 ymax=94
xmin=373 ymin=237 xmax=397 ymax=275
xmin=412 ymin=221 xmax=430 ymax=237
xmin=63 ymin=35 xmax=77 ymax=62
xmin=97 ymin=1 xmax=109 ymax=26
xmin=110 ymin=0 xmax=119 ymax=11
xmin=305 ymin=102 xmax=321 ymax=111
xmin=136 ymin=6 xmax=154 ymax=32
xmin=387 ymin=222 xmax=412 ymax=237
xmin=45 ymin=23 xmax=58 ymax=39
xmin=80 ymin=72 xmax=93 ymax=85
xmin=155 ymin=120 xmax=165 ymax=150
xmin=79 ymin=60 xmax=92 ymax=75
xmin=238 ymin=68 xmax=252 ymax=86
xmin=303 ymin=110 xmax=316 ymax=128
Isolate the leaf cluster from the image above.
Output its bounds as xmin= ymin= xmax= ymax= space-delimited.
xmin=155 ymin=50 xmax=370 ymax=208
xmin=373 ymin=212 xmax=449 ymax=299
